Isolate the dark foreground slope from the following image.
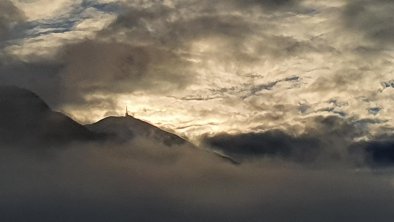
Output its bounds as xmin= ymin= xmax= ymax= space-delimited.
xmin=0 ymin=86 xmax=95 ymax=146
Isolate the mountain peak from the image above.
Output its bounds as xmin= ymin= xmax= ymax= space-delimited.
xmin=0 ymin=85 xmax=190 ymax=148
xmin=87 ymin=115 xmax=188 ymax=146
xmin=0 ymin=85 xmax=50 ymax=118
xmin=0 ymin=85 xmax=95 ymax=146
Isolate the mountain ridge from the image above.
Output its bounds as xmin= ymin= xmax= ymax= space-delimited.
xmin=0 ymin=85 xmax=190 ymax=148
xmin=87 ymin=115 xmax=189 ymax=146
xmin=0 ymin=85 xmax=96 ymax=145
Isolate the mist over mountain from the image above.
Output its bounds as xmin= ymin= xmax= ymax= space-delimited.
xmin=1 ymin=85 xmax=393 ymax=167
xmin=1 ymin=86 xmax=394 ymax=222
xmin=0 ymin=85 xmax=193 ymax=149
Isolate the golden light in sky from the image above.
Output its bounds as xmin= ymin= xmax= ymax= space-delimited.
xmin=1 ymin=0 xmax=392 ymax=142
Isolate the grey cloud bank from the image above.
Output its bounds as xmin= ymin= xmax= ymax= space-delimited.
xmin=0 ymin=0 xmax=25 ymax=42
xmin=1 ymin=141 xmax=394 ymax=222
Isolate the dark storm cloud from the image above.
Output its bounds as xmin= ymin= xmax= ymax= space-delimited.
xmin=366 ymin=140 xmax=394 ymax=165
xmin=343 ymin=0 xmax=394 ymax=45
xmin=0 ymin=0 xmax=25 ymax=43
xmin=204 ymin=115 xmax=377 ymax=164
xmin=233 ymin=0 xmax=297 ymax=10
xmin=350 ymin=139 xmax=394 ymax=166
xmin=204 ymin=130 xmax=321 ymax=162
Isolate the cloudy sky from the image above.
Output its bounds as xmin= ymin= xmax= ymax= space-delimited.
xmin=2 ymin=1 xmax=394 ymax=221
xmin=1 ymin=0 xmax=394 ymax=142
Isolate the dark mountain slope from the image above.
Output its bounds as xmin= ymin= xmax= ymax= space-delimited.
xmin=0 ymin=85 xmax=95 ymax=146
xmin=0 ymin=86 xmax=239 ymax=164
xmin=87 ymin=115 xmax=188 ymax=146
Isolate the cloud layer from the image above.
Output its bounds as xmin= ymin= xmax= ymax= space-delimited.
xmin=1 ymin=140 xmax=394 ymax=222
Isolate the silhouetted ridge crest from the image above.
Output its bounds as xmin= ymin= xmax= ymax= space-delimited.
xmin=0 ymin=85 xmax=190 ymax=148
xmin=87 ymin=116 xmax=188 ymax=146
xmin=0 ymin=85 xmax=50 ymax=124
xmin=0 ymin=85 xmax=95 ymax=145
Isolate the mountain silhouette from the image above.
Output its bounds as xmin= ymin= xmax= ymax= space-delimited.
xmin=0 ymin=85 xmax=96 ymax=146
xmin=87 ymin=116 xmax=188 ymax=146
xmin=0 ymin=85 xmax=190 ymax=148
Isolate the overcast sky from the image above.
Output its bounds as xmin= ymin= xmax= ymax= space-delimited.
xmin=2 ymin=2 xmax=394 ymax=221
xmin=1 ymin=0 xmax=394 ymax=141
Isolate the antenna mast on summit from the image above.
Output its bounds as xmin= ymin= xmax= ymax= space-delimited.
xmin=125 ymin=106 xmax=129 ymax=117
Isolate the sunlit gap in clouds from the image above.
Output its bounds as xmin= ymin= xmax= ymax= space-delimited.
xmin=63 ymin=92 xmax=230 ymax=143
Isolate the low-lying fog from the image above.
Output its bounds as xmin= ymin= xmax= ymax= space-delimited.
xmin=1 ymin=138 xmax=394 ymax=222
